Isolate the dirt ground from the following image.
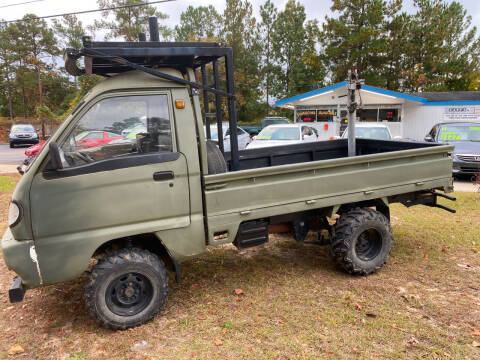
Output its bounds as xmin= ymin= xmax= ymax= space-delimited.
xmin=0 ymin=175 xmax=479 ymax=360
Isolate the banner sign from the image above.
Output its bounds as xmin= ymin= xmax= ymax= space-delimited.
xmin=443 ymin=106 xmax=480 ymax=121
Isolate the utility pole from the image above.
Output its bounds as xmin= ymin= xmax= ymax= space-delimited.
xmin=347 ymin=68 xmax=363 ymax=157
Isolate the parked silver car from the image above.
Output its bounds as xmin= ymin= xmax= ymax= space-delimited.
xmin=9 ymin=124 xmax=39 ymax=148
xmin=204 ymin=124 xmax=251 ymax=151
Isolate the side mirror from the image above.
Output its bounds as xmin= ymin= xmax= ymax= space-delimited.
xmin=48 ymin=141 xmax=63 ymax=170
xmin=424 ymin=135 xmax=433 ymax=142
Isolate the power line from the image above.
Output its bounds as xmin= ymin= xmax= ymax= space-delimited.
xmin=0 ymin=0 xmax=177 ymax=24
xmin=0 ymin=0 xmax=44 ymax=9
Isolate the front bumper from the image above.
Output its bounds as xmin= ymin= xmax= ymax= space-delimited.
xmin=452 ymin=159 xmax=480 ymax=175
xmin=10 ymin=138 xmax=39 ymax=145
xmin=1 ymin=228 xmax=42 ymax=288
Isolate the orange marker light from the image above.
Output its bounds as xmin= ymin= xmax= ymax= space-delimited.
xmin=175 ymin=100 xmax=185 ymax=109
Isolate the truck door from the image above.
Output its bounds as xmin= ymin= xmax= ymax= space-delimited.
xmin=30 ymin=93 xmax=191 ymax=243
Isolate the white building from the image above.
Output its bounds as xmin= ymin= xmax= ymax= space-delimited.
xmin=274 ymin=82 xmax=480 ymax=141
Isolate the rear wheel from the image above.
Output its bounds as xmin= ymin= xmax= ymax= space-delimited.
xmin=9 ymin=142 xmax=14 ymax=148
xmin=84 ymin=248 xmax=169 ymax=330
xmin=330 ymin=207 xmax=393 ymax=275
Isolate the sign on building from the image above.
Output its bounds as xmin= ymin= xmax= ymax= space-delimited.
xmin=443 ymin=106 xmax=480 ymax=121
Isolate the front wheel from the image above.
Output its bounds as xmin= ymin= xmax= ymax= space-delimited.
xmin=330 ymin=207 xmax=393 ymax=275
xmin=84 ymin=248 xmax=169 ymax=330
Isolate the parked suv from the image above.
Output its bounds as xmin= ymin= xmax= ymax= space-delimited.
xmin=425 ymin=122 xmax=480 ymax=176
xmin=9 ymin=124 xmax=39 ymax=148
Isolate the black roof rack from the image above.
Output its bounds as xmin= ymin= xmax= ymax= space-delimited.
xmin=73 ymin=37 xmax=230 ymax=75
xmin=64 ymin=16 xmax=241 ymax=171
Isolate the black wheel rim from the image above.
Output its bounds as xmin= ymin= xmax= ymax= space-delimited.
xmin=355 ymin=228 xmax=383 ymax=261
xmin=106 ymin=272 xmax=153 ymax=317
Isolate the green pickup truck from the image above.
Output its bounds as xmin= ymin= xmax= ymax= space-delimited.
xmin=2 ymin=25 xmax=455 ymax=330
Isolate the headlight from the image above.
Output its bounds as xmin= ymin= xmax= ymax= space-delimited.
xmin=8 ymin=201 xmax=21 ymax=227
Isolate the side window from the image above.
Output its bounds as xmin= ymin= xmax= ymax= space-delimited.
xmin=236 ymin=127 xmax=245 ymax=135
xmin=85 ymin=132 xmax=103 ymax=140
xmin=60 ymin=95 xmax=172 ymax=168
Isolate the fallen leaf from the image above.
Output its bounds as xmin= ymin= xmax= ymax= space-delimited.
xmin=214 ymin=339 xmax=223 ymax=346
xmin=8 ymin=345 xmax=24 ymax=355
xmin=472 ymin=248 xmax=478 ymax=254
xmin=423 ymin=253 xmax=429 ymax=259
xmin=366 ymin=313 xmax=378 ymax=318
xmin=472 ymin=341 xmax=480 ymax=348
xmin=234 ymin=289 xmax=244 ymax=296
xmin=471 ymin=328 xmax=480 ymax=336
xmin=198 ymin=315 xmax=206 ymax=320
xmin=407 ymin=336 xmax=419 ymax=346
xmin=354 ymin=303 xmax=363 ymax=311
xmin=441 ymin=247 xmax=447 ymax=253
xmin=222 ymin=328 xmax=228 ymax=334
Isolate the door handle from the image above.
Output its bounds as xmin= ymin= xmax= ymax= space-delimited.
xmin=153 ymin=171 xmax=174 ymax=181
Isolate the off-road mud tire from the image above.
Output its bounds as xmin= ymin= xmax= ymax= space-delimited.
xmin=206 ymin=140 xmax=227 ymax=174
xmin=84 ymin=248 xmax=169 ymax=330
xmin=330 ymin=207 xmax=393 ymax=275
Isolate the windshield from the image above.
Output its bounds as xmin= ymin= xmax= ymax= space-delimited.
xmin=257 ymin=127 xmax=300 ymax=141
xmin=344 ymin=127 xmax=391 ymax=140
xmin=11 ymin=125 xmax=34 ymax=133
xmin=438 ymin=125 xmax=480 ymax=142
xmin=75 ymin=131 xmax=89 ymax=141
xmin=263 ymin=118 xmax=288 ymax=127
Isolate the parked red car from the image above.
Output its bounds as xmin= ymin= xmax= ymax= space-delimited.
xmin=24 ymin=131 xmax=122 ymax=162
xmin=75 ymin=130 xmax=122 ymax=148
xmin=25 ymin=141 xmax=45 ymax=158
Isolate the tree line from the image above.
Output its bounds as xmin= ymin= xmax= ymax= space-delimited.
xmin=0 ymin=0 xmax=479 ymax=126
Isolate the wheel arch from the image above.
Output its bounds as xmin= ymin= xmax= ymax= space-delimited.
xmin=92 ymin=233 xmax=181 ymax=283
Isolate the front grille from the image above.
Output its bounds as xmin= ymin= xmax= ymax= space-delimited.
xmin=456 ymin=154 xmax=480 ymax=162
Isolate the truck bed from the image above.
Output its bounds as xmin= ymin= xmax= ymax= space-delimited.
xmin=224 ymin=138 xmax=439 ymax=171
xmin=205 ymin=139 xmax=453 ymax=245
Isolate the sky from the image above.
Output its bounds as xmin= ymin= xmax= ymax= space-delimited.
xmin=1 ymin=0 xmax=480 ymax=37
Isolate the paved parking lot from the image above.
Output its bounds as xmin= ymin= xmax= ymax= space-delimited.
xmin=0 ymin=144 xmax=27 ymax=165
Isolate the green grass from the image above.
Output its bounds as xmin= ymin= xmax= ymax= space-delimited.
xmin=0 ymin=188 xmax=478 ymax=359
xmin=0 ymin=176 xmax=16 ymax=192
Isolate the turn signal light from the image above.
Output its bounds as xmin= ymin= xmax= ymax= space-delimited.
xmin=175 ymin=100 xmax=185 ymax=109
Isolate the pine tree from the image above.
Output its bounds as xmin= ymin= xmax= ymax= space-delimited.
xmin=92 ymin=0 xmax=170 ymax=41
xmin=174 ymin=5 xmax=222 ymax=41
xmin=223 ymin=0 xmax=262 ymax=122
xmin=259 ymin=0 xmax=278 ymax=111
xmin=321 ymin=0 xmax=401 ymax=86
xmin=404 ymin=0 xmax=480 ymax=91
xmin=271 ymin=0 xmax=324 ymax=98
